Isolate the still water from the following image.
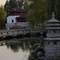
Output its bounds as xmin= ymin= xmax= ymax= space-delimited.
xmin=0 ymin=38 xmax=43 ymax=60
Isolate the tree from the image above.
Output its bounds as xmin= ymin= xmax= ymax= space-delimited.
xmin=45 ymin=0 xmax=59 ymax=20
xmin=4 ymin=0 xmax=25 ymax=10
xmin=18 ymin=0 xmax=29 ymax=9
xmin=27 ymin=0 xmax=45 ymax=28
xmin=4 ymin=0 xmax=18 ymax=11
xmin=18 ymin=0 xmax=22 ymax=8
xmin=23 ymin=0 xmax=30 ymax=10
xmin=4 ymin=0 xmax=9 ymax=11
xmin=0 ymin=6 xmax=6 ymax=28
xmin=9 ymin=0 xmax=18 ymax=9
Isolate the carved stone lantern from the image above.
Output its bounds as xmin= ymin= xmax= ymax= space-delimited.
xmin=44 ymin=12 xmax=60 ymax=57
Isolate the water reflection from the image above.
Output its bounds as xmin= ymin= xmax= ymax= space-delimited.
xmin=6 ymin=39 xmax=44 ymax=52
xmin=6 ymin=43 xmax=20 ymax=52
xmin=0 ymin=38 xmax=44 ymax=60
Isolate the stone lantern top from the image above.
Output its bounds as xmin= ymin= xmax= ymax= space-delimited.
xmin=46 ymin=12 xmax=60 ymax=29
xmin=47 ymin=12 xmax=60 ymax=23
xmin=52 ymin=12 xmax=55 ymax=18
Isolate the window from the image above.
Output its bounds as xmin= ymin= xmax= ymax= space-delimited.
xmin=45 ymin=42 xmax=50 ymax=45
xmin=54 ymin=42 xmax=57 ymax=45
xmin=48 ymin=31 xmax=50 ymax=33
xmin=54 ymin=31 xmax=56 ymax=33
xmin=47 ymin=42 xmax=50 ymax=45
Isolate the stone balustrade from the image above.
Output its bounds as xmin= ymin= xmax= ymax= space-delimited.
xmin=0 ymin=28 xmax=46 ymax=40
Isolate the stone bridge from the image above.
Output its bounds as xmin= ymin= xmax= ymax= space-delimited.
xmin=0 ymin=28 xmax=47 ymax=40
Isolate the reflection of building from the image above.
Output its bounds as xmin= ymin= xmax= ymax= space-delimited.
xmin=6 ymin=8 xmax=28 ymax=29
xmin=44 ymin=12 xmax=60 ymax=57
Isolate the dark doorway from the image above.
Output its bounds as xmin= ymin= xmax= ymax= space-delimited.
xmin=12 ymin=20 xmax=14 ymax=23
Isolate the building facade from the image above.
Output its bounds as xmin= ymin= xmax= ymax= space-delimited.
xmin=6 ymin=8 xmax=28 ymax=29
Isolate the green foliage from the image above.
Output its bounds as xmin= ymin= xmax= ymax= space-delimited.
xmin=0 ymin=6 xmax=6 ymax=21
xmin=45 ymin=0 xmax=60 ymax=20
xmin=27 ymin=0 xmax=45 ymax=28
xmin=18 ymin=0 xmax=23 ymax=8
xmin=4 ymin=0 xmax=9 ymax=11
xmin=9 ymin=0 xmax=18 ymax=9
xmin=0 ymin=6 xmax=6 ymax=29
xmin=24 ymin=1 xmax=29 ymax=10
xmin=4 ymin=0 xmax=24 ymax=11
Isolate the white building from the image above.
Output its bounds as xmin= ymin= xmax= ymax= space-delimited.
xmin=6 ymin=8 xmax=28 ymax=30
xmin=44 ymin=12 xmax=60 ymax=57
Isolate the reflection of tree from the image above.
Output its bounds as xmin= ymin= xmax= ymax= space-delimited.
xmin=20 ymin=42 xmax=25 ymax=51
xmin=6 ymin=39 xmax=44 ymax=53
xmin=6 ymin=44 xmax=10 ymax=49
xmin=10 ymin=44 xmax=20 ymax=52
xmin=6 ymin=43 xmax=20 ymax=52
xmin=19 ymin=41 xmax=32 ymax=51
xmin=20 ymin=40 xmax=41 ymax=51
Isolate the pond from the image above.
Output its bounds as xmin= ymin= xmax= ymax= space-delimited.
xmin=0 ymin=38 xmax=44 ymax=60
